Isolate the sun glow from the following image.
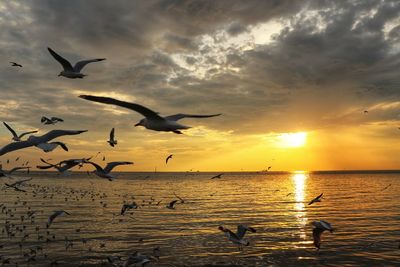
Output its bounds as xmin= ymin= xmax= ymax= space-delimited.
xmin=278 ymin=132 xmax=307 ymax=148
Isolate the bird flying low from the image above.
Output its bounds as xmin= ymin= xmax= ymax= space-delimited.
xmin=79 ymin=95 xmax=221 ymax=134
xmin=85 ymin=161 xmax=133 ymax=181
xmin=308 ymin=193 xmax=323 ymax=205
xmin=47 ymin=47 xmax=106 ymax=79
xmin=47 ymin=210 xmax=70 ymax=228
xmin=311 ymin=220 xmax=334 ymax=249
xmin=218 ymin=224 xmax=256 ymax=250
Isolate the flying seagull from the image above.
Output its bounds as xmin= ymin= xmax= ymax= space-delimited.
xmin=308 ymin=193 xmax=323 ymax=205
xmin=41 ymin=116 xmax=64 ymax=125
xmin=107 ymin=128 xmax=117 ymax=147
xmin=312 ymin=220 xmax=334 ymax=249
xmin=165 ymin=154 xmax=173 ymax=164
xmin=10 ymin=62 xmax=22 ymax=67
xmin=0 ymin=165 xmax=31 ymax=177
xmin=79 ymin=95 xmax=221 ymax=134
xmin=47 ymin=47 xmax=106 ymax=79
xmin=211 ymin=173 xmax=224 ymax=179
xmin=85 ymin=161 xmax=133 ymax=181
xmin=47 ymin=210 xmax=70 ymax=228
xmin=0 ymin=129 xmax=87 ymax=156
xmin=218 ymin=225 xmax=256 ymax=250
xmin=37 ymin=158 xmax=90 ymax=174
xmin=3 ymin=122 xmax=38 ymax=142
xmin=4 ymin=178 xmax=32 ymax=188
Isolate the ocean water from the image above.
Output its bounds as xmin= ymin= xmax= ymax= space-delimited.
xmin=0 ymin=171 xmax=399 ymax=266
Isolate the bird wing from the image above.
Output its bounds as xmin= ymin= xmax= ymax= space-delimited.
xmin=3 ymin=122 xmax=18 ymax=139
xmin=73 ymin=58 xmax=106 ymax=72
xmin=47 ymin=47 xmax=74 ymax=71
xmin=18 ymin=131 xmax=38 ymax=139
xmin=0 ymin=140 xmax=34 ymax=156
xmin=110 ymin=128 xmax=115 ymax=141
xmin=104 ymin=161 xmax=133 ymax=173
xmin=79 ymin=95 xmax=163 ymax=120
xmin=85 ymin=161 xmax=105 ymax=173
xmin=7 ymin=167 xmax=30 ymax=174
xmin=39 ymin=130 xmax=87 ymax=143
xmin=166 ymin=155 xmax=172 ymax=164
xmin=164 ymin=113 xmax=222 ymax=121
xmin=312 ymin=228 xmax=324 ymax=249
xmin=51 ymin=117 xmax=64 ymax=122
xmin=9 ymin=178 xmax=32 ymax=187
xmin=50 ymin=142 xmax=68 ymax=151
xmin=236 ymin=225 xmax=256 ymax=239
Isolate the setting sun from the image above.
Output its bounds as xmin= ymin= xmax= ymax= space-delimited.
xmin=278 ymin=132 xmax=307 ymax=148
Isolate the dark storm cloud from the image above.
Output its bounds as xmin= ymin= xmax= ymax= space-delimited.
xmin=1 ymin=0 xmax=400 ymax=147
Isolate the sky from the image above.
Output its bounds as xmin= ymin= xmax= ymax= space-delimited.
xmin=1 ymin=0 xmax=400 ymax=172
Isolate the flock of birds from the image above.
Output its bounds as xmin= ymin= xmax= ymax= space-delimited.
xmin=1 ymin=47 xmax=398 ymax=266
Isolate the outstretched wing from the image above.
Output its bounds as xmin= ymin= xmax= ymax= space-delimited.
xmin=0 ymin=140 xmax=34 ymax=156
xmin=3 ymin=122 xmax=18 ymax=139
xmin=110 ymin=128 xmax=115 ymax=140
xmin=85 ymin=161 xmax=105 ymax=173
xmin=39 ymin=130 xmax=87 ymax=143
xmin=18 ymin=131 xmax=38 ymax=139
xmin=236 ymin=225 xmax=256 ymax=239
xmin=47 ymin=47 xmax=73 ymax=71
xmin=73 ymin=58 xmax=106 ymax=72
xmin=79 ymin=95 xmax=163 ymax=121
xmin=104 ymin=161 xmax=133 ymax=173
xmin=51 ymin=142 xmax=68 ymax=151
xmin=164 ymin=113 xmax=221 ymax=121
xmin=8 ymin=167 xmax=30 ymax=174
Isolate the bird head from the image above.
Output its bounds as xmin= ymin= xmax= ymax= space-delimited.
xmin=218 ymin=226 xmax=225 ymax=232
xmin=134 ymin=119 xmax=145 ymax=127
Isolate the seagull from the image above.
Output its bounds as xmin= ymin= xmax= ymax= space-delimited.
xmin=308 ymin=193 xmax=323 ymax=205
xmin=173 ymin=192 xmax=185 ymax=203
xmin=312 ymin=220 xmax=334 ymax=249
xmin=47 ymin=210 xmax=70 ymax=228
xmin=165 ymin=154 xmax=173 ymax=164
xmin=211 ymin=173 xmax=223 ymax=179
xmin=10 ymin=62 xmax=22 ymax=67
xmin=123 ymin=252 xmax=151 ymax=267
xmin=0 ymin=129 xmax=87 ymax=156
xmin=79 ymin=95 xmax=221 ymax=134
xmin=120 ymin=202 xmax=138 ymax=215
xmin=218 ymin=225 xmax=256 ymax=250
xmin=364 ymin=110 xmax=368 ymax=114
xmin=4 ymin=178 xmax=32 ymax=192
xmin=3 ymin=122 xmax=38 ymax=142
xmin=47 ymin=47 xmax=106 ymax=79
xmin=107 ymin=128 xmax=117 ymax=147
xmin=166 ymin=200 xmax=178 ymax=209
xmin=41 ymin=116 xmax=64 ymax=125
xmin=85 ymin=161 xmax=133 ymax=181
xmin=0 ymin=165 xmax=31 ymax=177
xmin=37 ymin=158 xmax=90 ymax=174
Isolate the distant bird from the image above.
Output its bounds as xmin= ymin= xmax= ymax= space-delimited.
xmin=312 ymin=220 xmax=334 ymax=249
xmin=211 ymin=173 xmax=224 ymax=179
xmin=166 ymin=154 xmax=173 ymax=164
xmin=107 ymin=128 xmax=117 ymax=147
xmin=47 ymin=47 xmax=105 ymax=79
xmin=79 ymin=95 xmax=221 ymax=134
xmin=10 ymin=62 xmax=22 ymax=67
xmin=364 ymin=110 xmax=368 ymax=114
xmin=3 ymin=122 xmax=38 ymax=142
xmin=173 ymin=192 xmax=185 ymax=203
xmin=120 ymin=202 xmax=138 ymax=215
xmin=41 ymin=116 xmax=64 ymax=125
xmin=218 ymin=225 xmax=256 ymax=250
xmin=123 ymin=252 xmax=151 ymax=267
xmin=166 ymin=200 xmax=178 ymax=209
xmin=0 ymin=129 xmax=87 ymax=156
xmin=308 ymin=193 xmax=323 ymax=205
xmin=4 ymin=178 xmax=32 ymax=191
xmin=47 ymin=210 xmax=70 ymax=228
xmin=85 ymin=161 xmax=133 ymax=181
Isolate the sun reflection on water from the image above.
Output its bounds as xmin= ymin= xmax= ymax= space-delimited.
xmin=292 ymin=172 xmax=308 ymax=240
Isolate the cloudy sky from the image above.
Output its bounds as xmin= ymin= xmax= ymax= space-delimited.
xmin=1 ymin=0 xmax=400 ymax=171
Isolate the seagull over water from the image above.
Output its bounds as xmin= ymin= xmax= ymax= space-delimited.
xmin=47 ymin=210 xmax=70 ymax=228
xmin=0 ymin=130 xmax=87 ymax=156
xmin=79 ymin=95 xmax=221 ymax=134
xmin=47 ymin=47 xmax=106 ymax=79
xmin=107 ymin=128 xmax=117 ymax=147
xmin=218 ymin=224 xmax=256 ymax=250
xmin=211 ymin=173 xmax=224 ymax=179
xmin=37 ymin=158 xmax=90 ymax=174
xmin=312 ymin=220 xmax=334 ymax=249
xmin=308 ymin=193 xmax=323 ymax=205
xmin=85 ymin=161 xmax=133 ymax=181
xmin=3 ymin=122 xmax=38 ymax=142
xmin=0 ymin=165 xmax=31 ymax=177
xmin=10 ymin=62 xmax=22 ymax=67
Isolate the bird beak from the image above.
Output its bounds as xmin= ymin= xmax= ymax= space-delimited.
xmin=134 ymin=122 xmax=141 ymax=127
xmin=58 ymin=74 xmax=62 ymax=77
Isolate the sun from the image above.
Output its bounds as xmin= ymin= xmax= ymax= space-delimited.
xmin=278 ymin=132 xmax=307 ymax=148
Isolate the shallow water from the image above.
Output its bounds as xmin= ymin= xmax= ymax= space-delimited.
xmin=0 ymin=171 xmax=399 ymax=266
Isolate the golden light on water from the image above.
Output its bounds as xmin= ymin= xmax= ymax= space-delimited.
xmin=292 ymin=172 xmax=308 ymax=240
xmin=278 ymin=132 xmax=307 ymax=148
